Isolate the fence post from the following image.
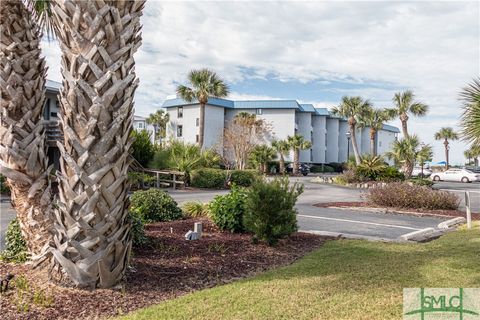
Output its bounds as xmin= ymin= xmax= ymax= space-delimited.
xmin=465 ymin=191 xmax=472 ymax=229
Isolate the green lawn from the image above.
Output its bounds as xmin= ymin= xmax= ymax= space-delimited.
xmin=120 ymin=224 xmax=480 ymax=320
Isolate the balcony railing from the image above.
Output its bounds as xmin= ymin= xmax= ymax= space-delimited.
xmin=45 ymin=120 xmax=63 ymax=146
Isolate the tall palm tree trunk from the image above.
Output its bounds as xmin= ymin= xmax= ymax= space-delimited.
xmin=279 ymin=154 xmax=285 ymax=174
xmin=49 ymin=0 xmax=145 ymax=288
xmin=400 ymin=113 xmax=409 ymax=138
xmin=293 ymin=149 xmax=299 ymax=175
xmin=369 ymin=128 xmax=376 ymax=156
xmin=444 ymin=139 xmax=449 ymax=169
xmin=199 ymin=102 xmax=205 ymax=148
xmin=349 ymin=124 xmax=361 ymax=165
xmin=0 ymin=0 xmax=52 ymax=259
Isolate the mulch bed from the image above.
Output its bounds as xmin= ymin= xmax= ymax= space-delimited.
xmin=314 ymin=202 xmax=480 ymax=220
xmin=0 ymin=219 xmax=329 ymax=320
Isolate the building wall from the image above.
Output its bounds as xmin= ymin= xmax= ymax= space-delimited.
xmin=295 ymin=112 xmax=313 ymax=163
xmin=377 ymin=130 xmax=397 ymax=164
xmin=166 ymin=104 xmax=200 ymax=145
xmin=312 ymin=115 xmax=327 ymax=163
xmin=338 ymin=120 xmax=349 ymax=163
xmin=204 ymin=105 xmax=225 ymax=151
xmin=326 ymin=118 xmax=339 ymax=163
xmin=360 ymin=127 xmax=371 ymax=155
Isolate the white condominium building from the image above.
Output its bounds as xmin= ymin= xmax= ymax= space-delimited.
xmin=162 ymin=97 xmax=399 ymax=164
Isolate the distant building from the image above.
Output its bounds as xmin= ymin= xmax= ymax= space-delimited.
xmin=162 ymin=97 xmax=399 ymax=164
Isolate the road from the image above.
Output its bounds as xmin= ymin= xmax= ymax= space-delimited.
xmin=2 ymin=177 xmax=474 ymax=249
xmin=433 ymin=181 xmax=480 ymax=212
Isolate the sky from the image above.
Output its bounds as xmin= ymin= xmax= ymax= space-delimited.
xmin=41 ymin=0 xmax=480 ymax=165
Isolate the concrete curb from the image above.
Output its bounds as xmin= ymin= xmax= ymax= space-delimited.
xmin=437 ymin=217 xmax=466 ymax=229
xmin=301 ymin=230 xmax=412 ymax=243
xmin=399 ymin=228 xmax=435 ymax=241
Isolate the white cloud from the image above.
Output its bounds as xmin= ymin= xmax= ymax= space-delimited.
xmin=40 ymin=0 xmax=479 ymax=164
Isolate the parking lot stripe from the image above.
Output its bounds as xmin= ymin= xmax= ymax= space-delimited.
xmin=297 ymin=214 xmax=422 ymax=231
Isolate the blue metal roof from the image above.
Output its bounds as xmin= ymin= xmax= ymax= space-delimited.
xmin=314 ymin=108 xmax=330 ymax=116
xmin=162 ymin=97 xmax=234 ymax=108
xmin=234 ymin=100 xmax=300 ymax=109
xmin=299 ymin=104 xmax=316 ymax=113
xmin=46 ymin=79 xmax=61 ymax=92
xmin=382 ymin=124 xmax=400 ymax=133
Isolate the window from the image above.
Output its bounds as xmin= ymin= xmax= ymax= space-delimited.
xmin=196 ymin=118 xmax=199 ymax=127
xmin=138 ymin=122 xmax=144 ymax=129
xmin=43 ymin=99 xmax=50 ymax=120
xmin=379 ymin=141 xmax=382 ymax=147
xmin=178 ymin=107 xmax=183 ymax=118
xmin=256 ymin=108 xmax=262 ymax=115
xmin=177 ymin=125 xmax=183 ymax=137
xmin=50 ymin=112 xmax=58 ymax=118
xmin=196 ymin=134 xmax=199 ymax=143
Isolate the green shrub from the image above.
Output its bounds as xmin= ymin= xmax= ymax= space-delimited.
xmin=128 ymin=172 xmax=156 ymax=189
xmin=0 ymin=174 xmax=10 ymax=194
xmin=244 ymin=177 xmax=302 ymax=246
xmin=190 ymin=168 xmax=227 ymax=189
xmin=355 ymin=155 xmax=387 ymax=180
xmin=129 ymin=213 xmax=148 ymax=246
xmin=229 ymin=170 xmax=258 ymax=187
xmin=310 ymin=165 xmax=334 ymax=173
xmin=376 ymin=167 xmax=405 ymax=182
xmin=327 ymin=162 xmax=345 ymax=173
xmin=367 ymin=182 xmax=459 ymax=210
xmin=131 ymin=130 xmax=156 ymax=167
xmin=130 ymin=189 xmax=183 ymax=223
xmin=209 ymin=186 xmax=248 ymax=232
xmin=409 ymin=178 xmax=434 ymax=187
xmin=182 ymin=201 xmax=210 ymax=218
xmin=0 ymin=219 xmax=29 ymax=263
xmin=333 ymin=170 xmax=366 ymax=185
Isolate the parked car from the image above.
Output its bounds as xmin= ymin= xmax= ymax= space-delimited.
xmin=410 ymin=167 xmax=432 ymax=177
xmin=431 ymin=168 xmax=480 ymax=183
xmin=286 ymin=163 xmax=310 ymax=176
xmin=466 ymin=166 xmax=480 ymax=173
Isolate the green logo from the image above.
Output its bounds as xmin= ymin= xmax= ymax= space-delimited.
xmin=404 ymin=288 xmax=480 ymax=320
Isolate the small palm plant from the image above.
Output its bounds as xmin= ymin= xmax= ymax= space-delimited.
xmin=271 ymin=140 xmax=291 ymax=174
xmin=385 ymin=135 xmax=422 ymax=179
xmin=287 ymin=135 xmax=312 ymax=175
xmin=358 ymin=107 xmax=392 ymax=155
xmin=249 ymin=145 xmax=277 ymax=174
xmin=355 ymin=155 xmax=387 ymax=180
xmin=176 ymin=69 xmax=229 ymax=148
xmin=416 ymin=144 xmax=433 ymax=177
xmin=146 ymin=109 xmax=170 ymax=145
xmin=460 ymin=78 xmax=480 ymax=148
xmin=434 ymin=127 xmax=459 ymax=169
xmin=386 ymin=90 xmax=428 ymax=138
xmin=331 ymin=96 xmax=372 ymax=164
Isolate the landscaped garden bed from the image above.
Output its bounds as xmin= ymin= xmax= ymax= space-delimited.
xmin=0 ymin=219 xmax=328 ymax=320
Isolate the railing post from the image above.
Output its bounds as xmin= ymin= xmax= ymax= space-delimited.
xmin=465 ymin=191 xmax=472 ymax=229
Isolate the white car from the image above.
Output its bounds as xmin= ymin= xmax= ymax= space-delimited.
xmin=411 ymin=167 xmax=432 ymax=177
xmin=431 ymin=168 xmax=480 ymax=183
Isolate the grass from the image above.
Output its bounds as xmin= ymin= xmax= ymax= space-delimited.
xmin=119 ymin=224 xmax=480 ymax=320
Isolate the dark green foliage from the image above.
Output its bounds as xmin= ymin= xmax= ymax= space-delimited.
xmin=327 ymin=162 xmax=345 ymax=173
xmin=130 ymin=189 xmax=183 ymax=223
xmin=0 ymin=174 xmax=10 ymax=194
xmin=128 ymin=172 xmax=156 ymax=190
xmin=376 ymin=167 xmax=405 ymax=182
xmin=0 ymin=219 xmax=29 ymax=263
xmin=229 ymin=170 xmax=258 ymax=187
xmin=310 ymin=165 xmax=334 ymax=173
xmin=409 ymin=178 xmax=434 ymax=187
xmin=355 ymin=155 xmax=387 ymax=180
xmin=149 ymin=147 xmax=171 ymax=169
xmin=244 ymin=178 xmax=302 ymax=246
xmin=131 ymin=130 xmax=155 ymax=167
xmin=190 ymin=168 xmax=226 ymax=189
xmin=129 ymin=213 xmax=148 ymax=246
xmin=209 ymin=186 xmax=248 ymax=233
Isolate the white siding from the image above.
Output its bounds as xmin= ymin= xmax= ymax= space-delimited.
xmin=295 ymin=112 xmax=313 ymax=163
xmin=377 ymin=130 xmax=397 ymax=164
xmin=360 ymin=127 xmax=371 ymax=155
xmin=312 ymin=115 xmax=327 ymax=163
xmin=326 ymin=118 xmax=339 ymax=163
xmin=167 ymin=104 xmax=200 ymax=144
xmin=338 ymin=120 xmax=349 ymax=162
xmin=203 ymin=105 xmax=225 ymax=151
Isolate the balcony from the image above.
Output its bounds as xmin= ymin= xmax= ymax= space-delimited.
xmin=45 ymin=120 xmax=63 ymax=146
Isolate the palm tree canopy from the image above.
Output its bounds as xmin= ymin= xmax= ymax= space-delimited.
xmin=331 ymin=96 xmax=372 ymax=123
xmin=416 ymin=144 xmax=434 ymax=164
xmin=358 ymin=107 xmax=392 ymax=131
xmin=460 ymin=78 xmax=480 ymax=148
xmin=287 ymin=134 xmax=312 ymax=150
xmin=387 ymin=90 xmax=429 ymax=117
xmin=434 ymin=127 xmax=459 ymax=141
xmin=272 ymin=139 xmax=290 ymax=155
xmin=385 ymin=135 xmax=421 ymax=165
xmin=26 ymin=0 xmax=57 ymax=39
xmin=176 ymin=68 xmax=229 ymax=104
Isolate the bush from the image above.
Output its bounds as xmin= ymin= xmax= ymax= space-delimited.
xmin=191 ymin=168 xmax=227 ymax=189
xmin=244 ymin=178 xmax=302 ymax=245
xmin=376 ymin=166 xmax=405 ymax=182
xmin=0 ymin=174 xmax=10 ymax=194
xmin=209 ymin=186 xmax=248 ymax=232
xmin=131 ymin=130 xmax=155 ymax=167
xmin=310 ymin=165 xmax=334 ymax=173
xmin=130 ymin=189 xmax=183 ymax=223
xmin=129 ymin=213 xmax=148 ymax=246
xmin=128 ymin=172 xmax=156 ymax=189
xmin=328 ymin=162 xmax=345 ymax=173
xmin=333 ymin=170 xmax=366 ymax=185
xmin=0 ymin=219 xmax=29 ymax=263
xmin=367 ymin=182 xmax=459 ymax=210
xmin=182 ymin=201 xmax=210 ymax=218
xmin=409 ymin=178 xmax=434 ymax=187
xmin=229 ymin=170 xmax=259 ymax=187
xmin=355 ymin=155 xmax=387 ymax=180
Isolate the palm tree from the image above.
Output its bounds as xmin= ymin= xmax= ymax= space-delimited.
xmin=469 ymin=145 xmax=480 ymax=166
xmin=167 ymin=141 xmax=207 ymax=184
xmin=287 ymin=135 xmax=312 ymax=175
xmin=0 ymin=0 xmax=52 ymax=260
xmin=416 ymin=144 xmax=433 ymax=177
xmin=331 ymin=96 xmax=372 ymax=165
xmin=434 ymin=127 xmax=459 ymax=169
xmin=460 ymin=78 xmax=480 ymax=148
xmin=387 ymin=90 xmax=428 ymax=138
xmin=358 ymin=107 xmax=392 ymax=155
xmin=249 ymin=145 xmax=277 ymax=173
xmin=464 ymin=149 xmax=474 ymax=166
xmin=385 ymin=135 xmax=421 ymax=179
xmin=48 ymin=0 xmax=146 ymax=288
xmin=146 ymin=110 xmax=169 ymax=145
xmin=271 ymin=140 xmax=290 ymax=174
xmin=176 ymin=69 xmax=229 ymax=148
